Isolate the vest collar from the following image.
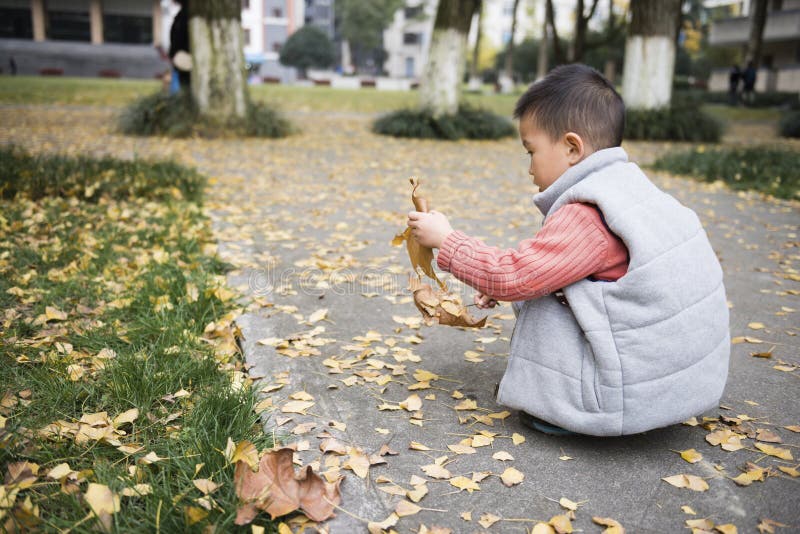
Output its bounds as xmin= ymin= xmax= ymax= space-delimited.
xmin=533 ymin=147 xmax=628 ymax=216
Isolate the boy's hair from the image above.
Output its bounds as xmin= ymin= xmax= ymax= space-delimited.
xmin=513 ymin=64 xmax=625 ymax=149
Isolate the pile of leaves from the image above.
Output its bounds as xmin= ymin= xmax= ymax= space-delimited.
xmin=0 ymin=148 xmax=274 ymax=531
xmin=652 ymin=146 xmax=800 ymax=200
xmin=118 ymin=90 xmax=294 ymax=139
xmin=373 ymin=106 xmax=515 ymax=140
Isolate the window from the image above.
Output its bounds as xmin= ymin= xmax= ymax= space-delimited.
xmin=47 ymin=10 xmax=91 ymax=41
xmin=404 ymin=5 xmax=422 ymax=19
xmin=272 ymin=42 xmax=282 ymax=51
xmin=103 ymin=14 xmax=152 ymax=44
xmin=403 ymin=32 xmax=420 ymax=45
xmin=242 ymin=0 xmax=249 ymax=9
xmin=244 ymin=28 xmax=250 ymax=45
xmin=0 ymin=8 xmax=33 ymax=39
xmin=272 ymin=8 xmax=283 ymax=17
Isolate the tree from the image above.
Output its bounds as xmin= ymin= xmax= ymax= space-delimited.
xmin=621 ymin=0 xmax=682 ymax=110
xmin=570 ymin=0 xmax=601 ymax=62
xmin=280 ymin=25 xmax=335 ymax=78
xmin=336 ymin=0 xmax=403 ymax=73
xmin=419 ymin=0 xmax=481 ymax=116
xmin=545 ymin=0 xmax=565 ymax=65
xmin=189 ymin=0 xmax=248 ymax=122
xmin=468 ymin=0 xmax=484 ymax=90
xmin=744 ymin=0 xmax=768 ymax=67
xmin=500 ymin=0 xmax=522 ymax=92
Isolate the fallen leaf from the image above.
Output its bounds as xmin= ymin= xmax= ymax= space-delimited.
xmin=400 ymin=394 xmax=423 ymax=412
xmin=231 ymin=440 xmax=259 ymax=469
xmin=500 ymin=467 xmax=524 ymax=487
xmin=368 ymin=513 xmax=399 ymax=534
xmin=343 ymin=447 xmax=370 ymax=478
xmin=678 ymin=448 xmax=703 ymax=464
xmin=449 ymin=476 xmax=480 ymax=492
xmin=193 ymin=479 xmax=220 ymax=495
xmin=492 ymin=451 xmax=514 ymax=462
xmin=754 ymin=442 xmax=793 ymax=460
xmin=533 ymin=524 xmax=556 ymax=534
xmin=592 ymin=516 xmax=625 ymax=534
xmin=559 ymin=497 xmax=578 ymax=511
xmin=395 ymin=500 xmax=421 ymax=517
xmin=549 ymin=514 xmax=573 ymax=533
xmin=512 ymin=433 xmax=525 ymax=445
xmin=478 ymin=513 xmax=501 ymax=528
xmin=715 ymin=524 xmax=738 ymax=534
xmin=777 ymin=466 xmax=799 ymax=477
xmin=281 ymin=400 xmax=315 ymax=414
xmin=662 ymin=474 xmax=709 ymax=492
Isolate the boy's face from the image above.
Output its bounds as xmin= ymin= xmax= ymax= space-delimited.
xmin=518 ymin=117 xmax=582 ymax=192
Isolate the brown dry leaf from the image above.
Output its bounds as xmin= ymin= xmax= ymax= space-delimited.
xmin=757 ymin=518 xmax=789 ymax=533
xmin=193 ymin=479 xmax=220 ymax=495
xmin=400 ymin=394 xmax=423 ymax=412
xmin=549 ymin=514 xmax=574 ymax=533
xmin=343 ymin=447 xmax=371 ymax=478
xmin=500 ymin=467 xmax=524 ymax=487
xmin=231 ymin=440 xmax=259 ymax=469
xmin=715 ymin=524 xmax=738 ymax=534
xmin=395 ymin=500 xmax=422 ymax=517
xmin=754 ymin=442 xmax=793 ymax=460
xmin=368 ymin=513 xmax=399 ymax=534
xmin=449 ymin=476 xmax=480 ymax=493
xmin=592 ymin=516 xmax=625 ymax=534
xmin=478 ymin=513 xmax=501 ymax=528
xmin=662 ymin=474 xmax=709 ymax=492
xmin=421 ymin=463 xmax=452 ymax=480
xmin=678 ymin=448 xmax=703 ymax=464
xmin=755 ymin=428 xmax=781 ymax=443
xmin=408 ymin=277 xmax=486 ymax=329
xmin=281 ymin=400 xmax=315 ymax=414
xmin=393 ymin=178 xmax=446 ymax=289
xmin=784 ymin=425 xmax=800 ymax=433
xmin=85 ymin=483 xmax=120 ymax=531
xmin=777 ymin=466 xmax=799 ymax=477
xmin=705 ymin=429 xmax=745 ymax=451
xmin=233 ymin=448 xmax=340 ymax=524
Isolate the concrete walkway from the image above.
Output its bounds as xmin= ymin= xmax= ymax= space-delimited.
xmin=2 ymin=107 xmax=798 ymax=533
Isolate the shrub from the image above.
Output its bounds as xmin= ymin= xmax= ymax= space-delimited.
xmin=373 ymin=106 xmax=515 ymax=140
xmin=0 ymin=145 xmax=205 ymax=202
xmin=118 ymin=90 xmax=293 ymax=138
xmin=625 ymin=101 xmax=722 ymax=142
xmin=652 ymin=146 xmax=800 ymax=200
xmin=779 ymin=110 xmax=800 ymax=138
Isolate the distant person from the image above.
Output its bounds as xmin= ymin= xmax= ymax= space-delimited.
xmin=9 ymin=57 xmax=17 ymax=75
xmin=169 ymin=0 xmax=190 ymax=93
xmin=408 ymin=64 xmax=729 ymax=437
xmin=728 ymin=64 xmax=740 ymax=105
xmin=742 ymin=61 xmax=757 ymax=106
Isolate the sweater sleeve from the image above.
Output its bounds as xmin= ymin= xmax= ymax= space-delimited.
xmin=436 ymin=203 xmax=611 ymax=301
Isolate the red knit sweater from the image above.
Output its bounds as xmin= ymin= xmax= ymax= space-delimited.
xmin=436 ymin=203 xmax=629 ymax=301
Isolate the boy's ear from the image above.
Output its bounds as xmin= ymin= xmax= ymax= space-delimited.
xmin=564 ymin=132 xmax=586 ymax=165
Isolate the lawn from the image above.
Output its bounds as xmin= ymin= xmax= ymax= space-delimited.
xmin=0 ymin=75 xmax=519 ymax=115
xmin=0 ymin=147 xmax=274 ymax=532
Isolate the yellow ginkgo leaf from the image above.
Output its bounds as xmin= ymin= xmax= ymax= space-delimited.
xmin=754 ymin=442 xmax=793 ymax=460
xmin=678 ymin=448 xmax=703 ymax=463
xmin=449 ymin=475 xmax=480 ymax=492
xmin=500 ymin=467 xmax=524 ymax=487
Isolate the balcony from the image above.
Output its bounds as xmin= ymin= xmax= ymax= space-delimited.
xmin=709 ymin=9 xmax=800 ymax=46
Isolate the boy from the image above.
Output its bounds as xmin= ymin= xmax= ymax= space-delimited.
xmin=407 ymin=64 xmax=730 ymax=436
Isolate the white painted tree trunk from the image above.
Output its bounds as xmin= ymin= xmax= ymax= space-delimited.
xmin=190 ymin=16 xmax=247 ymax=120
xmin=621 ymin=35 xmax=674 ymax=109
xmin=419 ymin=28 xmax=466 ymax=117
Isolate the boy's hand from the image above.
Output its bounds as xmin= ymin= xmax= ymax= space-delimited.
xmin=407 ymin=210 xmax=454 ymax=249
xmin=474 ymin=292 xmax=498 ymax=309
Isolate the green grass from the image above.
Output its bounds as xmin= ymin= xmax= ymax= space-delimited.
xmin=652 ymin=146 xmax=800 ymax=200
xmin=0 ymin=75 xmax=520 ymax=115
xmin=0 ymin=147 xmax=274 ymax=532
xmin=702 ymin=103 xmax=782 ymax=123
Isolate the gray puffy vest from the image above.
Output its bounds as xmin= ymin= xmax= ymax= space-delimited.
xmin=496 ymin=147 xmax=730 ymax=436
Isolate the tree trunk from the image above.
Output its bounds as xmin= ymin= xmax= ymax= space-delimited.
xmin=621 ymin=0 xmax=681 ymax=110
xmin=419 ymin=0 xmax=480 ymax=116
xmin=744 ymin=0 xmax=768 ymax=67
xmin=468 ymin=1 xmax=483 ymax=91
xmin=545 ymin=0 xmax=564 ymax=65
xmin=571 ymin=0 xmax=599 ymax=62
xmin=536 ymin=12 xmax=548 ymax=80
xmin=500 ymin=0 xmax=521 ymax=93
xmin=189 ymin=0 xmax=248 ymax=121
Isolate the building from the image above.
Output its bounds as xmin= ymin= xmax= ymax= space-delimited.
xmin=382 ymin=0 xmax=435 ymax=79
xmin=239 ymin=0 xmax=304 ymax=81
xmin=0 ymin=0 xmax=167 ymax=77
xmin=707 ymin=0 xmax=800 ymax=92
